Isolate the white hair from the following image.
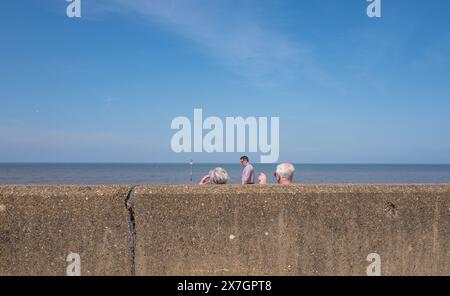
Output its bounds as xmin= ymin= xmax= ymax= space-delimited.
xmin=276 ymin=163 xmax=295 ymax=181
xmin=209 ymin=167 xmax=229 ymax=184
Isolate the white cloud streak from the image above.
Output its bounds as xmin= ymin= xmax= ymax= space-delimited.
xmin=94 ymin=0 xmax=331 ymax=86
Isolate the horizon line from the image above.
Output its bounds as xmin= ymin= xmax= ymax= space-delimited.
xmin=1 ymin=162 xmax=450 ymax=166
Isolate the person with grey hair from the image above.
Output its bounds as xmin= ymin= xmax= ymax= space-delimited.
xmin=199 ymin=167 xmax=229 ymax=185
xmin=258 ymin=163 xmax=295 ymax=185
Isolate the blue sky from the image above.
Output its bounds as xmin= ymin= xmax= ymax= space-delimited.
xmin=0 ymin=0 xmax=449 ymax=163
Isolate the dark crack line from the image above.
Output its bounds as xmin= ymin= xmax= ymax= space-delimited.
xmin=125 ymin=185 xmax=138 ymax=276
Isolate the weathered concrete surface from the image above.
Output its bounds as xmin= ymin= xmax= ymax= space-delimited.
xmin=1 ymin=184 xmax=449 ymax=276
xmin=0 ymin=186 xmax=132 ymax=276
xmin=134 ymin=185 xmax=450 ymax=276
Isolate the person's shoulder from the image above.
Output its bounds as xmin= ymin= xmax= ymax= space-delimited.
xmin=248 ymin=163 xmax=254 ymax=170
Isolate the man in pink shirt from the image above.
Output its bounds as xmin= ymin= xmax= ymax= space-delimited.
xmin=240 ymin=156 xmax=255 ymax=184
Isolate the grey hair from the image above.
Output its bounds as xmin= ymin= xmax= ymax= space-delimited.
xmin=276 ymin=163 xmax=295 ymax=181
xmin=209 ymin=167 xmax=229 ymax=184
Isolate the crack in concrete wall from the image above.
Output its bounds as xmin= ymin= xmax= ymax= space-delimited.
xmin=2 ymin=184 xmax=448 ymax=275
xmin=125 ymin=186 xmax=138 ymax=276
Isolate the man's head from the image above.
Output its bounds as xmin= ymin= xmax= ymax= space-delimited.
xmin=240 ymin=156 xmax=249 ymax=167
xmin=208 ymin=167 xmax=229 ymax=184
xmin=274 ymin=163 xmax=295 ymax=184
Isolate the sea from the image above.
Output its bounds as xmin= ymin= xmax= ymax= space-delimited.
xmin=0 ymin=163 xmax=450 ymax=185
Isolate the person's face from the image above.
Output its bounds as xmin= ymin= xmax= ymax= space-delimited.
xmin=240 ymin=159 xmax=247 ymax=166
xmin=258 ymin=173 xmax=267 ymax=184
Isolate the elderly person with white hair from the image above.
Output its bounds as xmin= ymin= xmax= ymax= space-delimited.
xmin=258 ymin=163 xmax=295 ymax=185
xmin=199 ymin=167 xmax=229 ymax=185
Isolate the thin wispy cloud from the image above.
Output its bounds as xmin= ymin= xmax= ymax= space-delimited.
xmin=0 ymin=125 xmax=158 ymax=162
xmin=95 ymin=0 xmax=328 ymax=86
xmin=0 ymin=126 xmax=148 ymax=148
xmin=103 ymin=96 xmax=120 ymax=108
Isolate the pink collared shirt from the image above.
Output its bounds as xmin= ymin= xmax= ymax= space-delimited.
xmin=242 ymin=164 xmax=255 ymax=184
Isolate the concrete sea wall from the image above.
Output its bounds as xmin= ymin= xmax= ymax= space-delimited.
xmin=0 ymin=185 xmax=132 ymax=276
xmin=1 ymin=185 xmax=449 ymax=275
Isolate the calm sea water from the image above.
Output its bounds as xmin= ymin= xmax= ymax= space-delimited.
xmin=0 ymin=163 xmax=450 ymax=184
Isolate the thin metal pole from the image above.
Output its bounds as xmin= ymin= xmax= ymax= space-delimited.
xmin=189 ymin=160 xmax=193 ymax=183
